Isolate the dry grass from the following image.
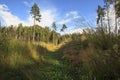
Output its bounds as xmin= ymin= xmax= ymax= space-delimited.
xmin=34 ymin=42 xmax=57 ymax=52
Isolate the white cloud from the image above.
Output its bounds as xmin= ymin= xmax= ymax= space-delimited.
xmin=65 ymin=11 xmax=80 ymax=18
xmin=22 ymin=9 xmax=57 ymax=27
xmin=23 ymin=1 xmax=31 ymax=7
xmin=66 ymin=28 xmax=83 ymax=34
xmin=70 ymin=28 xmax=83 ymax=34
xmin=58 ymin=11 xmax=80 ymax=24
xmin=62 ymin=24 xmax=92 ymax=34
xmin=66 ymin=26 xmax=92 ymax=34
xmin=0 ymin=4 xmax=24 ymax=26
xmin=0 ymin=4 xmax=57 ymax=27
xmin=58 ymin=18 xmax=72 ymax=24
xmin=40 ymin=9 xmax=57 ymax=27
xmin=0 ymin=4 xmax=9 ymax=11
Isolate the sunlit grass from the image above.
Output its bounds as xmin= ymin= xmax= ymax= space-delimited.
xmin=34 ymin=42 xmax=57 ymax=52
xmin=0 ymin=40 xmax=35 ymax=68
xmin=28 ymin=44 xmax=40 ymax=60
xmin=6 ymin=53 xmax=34 ymax=68
xmin=44 ymin=56 xmax=61 ymax=65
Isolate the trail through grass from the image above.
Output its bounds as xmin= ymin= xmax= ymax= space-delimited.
xmin=0 ymin=42 xmax=75 ymax=80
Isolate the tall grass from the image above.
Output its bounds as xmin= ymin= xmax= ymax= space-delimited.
xmin=59 ymin=27 xmax=120 ymax=80
xmin=0 ymin=40 xmax=35 ymax=68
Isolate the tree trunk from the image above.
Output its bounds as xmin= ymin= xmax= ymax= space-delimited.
xmin=33 ymin=17 xmax=35 ymax=42
xmin=114 ymin=2 xmax=118 ymax=34
xmin=100 ymin=17 xmax=103 ymax=27
xmin=53 ymin=32 xmax=54 ymax=44
xmin=106 ymin=5 xmax=111 ymax=34
xmin=105 ymin=3 xmax=110 ymax=34
xmin=115 ymin=14 xmax=117 ymax=34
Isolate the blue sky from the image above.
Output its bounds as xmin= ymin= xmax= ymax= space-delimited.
xmin=0 ymin=0 xmax=104 ymax=33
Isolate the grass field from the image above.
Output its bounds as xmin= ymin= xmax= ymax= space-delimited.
xmin=0 ymin=41 xmax=78 ymax=80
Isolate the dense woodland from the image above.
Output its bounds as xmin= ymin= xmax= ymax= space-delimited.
xmin=0 ymin=0 xmax=120 ymax=80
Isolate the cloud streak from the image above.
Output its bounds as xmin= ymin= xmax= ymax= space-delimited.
xmin=23 ymin=1 xmax=31 ymax=7
xmin=58 ymin=11 xmax=80 ymax=24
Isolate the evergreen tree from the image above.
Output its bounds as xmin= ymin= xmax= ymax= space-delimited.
xmin=61 ymin=24 xmax=67 ymax=33
xmin=30 ymin=3 xmax=41 ymax=42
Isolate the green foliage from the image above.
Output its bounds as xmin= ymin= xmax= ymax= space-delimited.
xmin=59 ymin=26 xmax=120 ymax=80
xmin=30 ymin=3 xmax=41 ymax=42
xmin=97 ymin=5 xmax=105 ymax=26
xmin=0 ymin=25 xmax=120 ymax=80
xmin=115 ymin=0 xmax=120 ymax=18
xmin=52 ymin=22 xmax=57 ymax=31
xmin=0 ymin=1 xmax=120 ymax=79
xmin=61 ymin=24 xmax=67 ymax=32
xmin=0 ymin=25 xmax=61 ymax=44
xmin=30 ymin=3 xmax=41 ymax=22
xmin=0 ymin=27 xmax=10 ymax=54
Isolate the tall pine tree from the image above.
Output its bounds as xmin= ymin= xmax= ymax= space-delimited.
xmin=30 ymin=3 xmax=41 ymax=42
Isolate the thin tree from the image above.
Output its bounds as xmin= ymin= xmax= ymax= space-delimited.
xmin=52 ymin=22 xmax=57 ymax=44
xmin=52 ymin=22 xmax=57 ymax=31
xmin=61 ymin=24 xmax=67 ymax=41
xmin=97 ymin=5 xmax=105 ymax=27
xmin=115 ymin=0 xmax=120 ymax=34
xmin=0 ymin=21 xmax=1 ymax=27
xmin=30 ymin=3 xmax=41 ymax=42
xmin=61 ymin=24 xmax=67 ymax=33
xmin=115 ymin=0 xmax=120 ymax=18
xmin=17 ymin=23 xmax=23 ymax=40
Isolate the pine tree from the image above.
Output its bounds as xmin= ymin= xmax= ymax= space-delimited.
xmin=30 ymin=3 xmax=41 ymax=42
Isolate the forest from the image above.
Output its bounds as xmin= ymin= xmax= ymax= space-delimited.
xmin=0 ymin=0 xmax=120 ymax=80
